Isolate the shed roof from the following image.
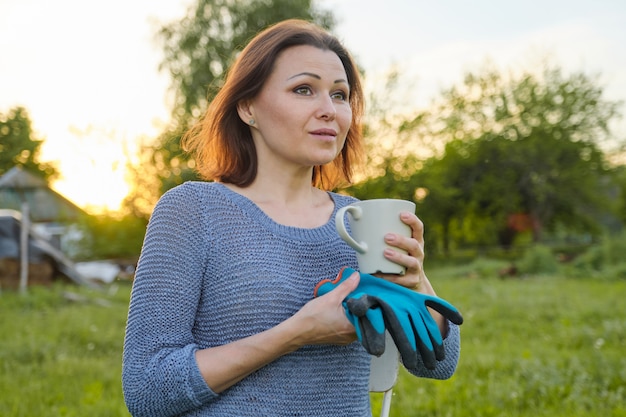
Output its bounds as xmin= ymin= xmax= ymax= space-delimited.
xmin=0 ymin=166 xmax=86 ymax=223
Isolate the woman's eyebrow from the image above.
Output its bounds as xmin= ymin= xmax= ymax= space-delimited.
xmin=288 ymin=72 xmax=320 ymax=80
xmin=287 ymin=72 xmax=348 ymax=85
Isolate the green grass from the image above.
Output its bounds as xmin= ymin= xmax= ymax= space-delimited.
xmin=0 ymin=283 xmax=132 ymax=417
xmin=1 ymin=274 xmax=625 ymax=416
xmin=373 ymin=273 xmax=626 ymax=416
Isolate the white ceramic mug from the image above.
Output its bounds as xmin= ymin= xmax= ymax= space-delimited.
xmin=335 ymin=199 xmax=416 ymax=275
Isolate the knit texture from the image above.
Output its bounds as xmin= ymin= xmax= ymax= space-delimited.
xmin=122 ymin=182 xmax=461 ymax=417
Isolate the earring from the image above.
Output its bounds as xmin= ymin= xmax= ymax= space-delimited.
xmin=248 ymin=119 xmax=255 ymax=125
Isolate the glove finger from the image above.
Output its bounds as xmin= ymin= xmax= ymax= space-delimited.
xmin=406 ymin=313 xmax=439 ymax=370
xmin=411 ymin=318 xmax=438 ymax=370
xmin=417 ymin=312 xmax=446 ymax=363
xmin=404 ymin=303 xmax=436 ymax=353
xmin=345 ymin=295 xmax=386 ymax=335
xmin=424 ymin=297 xmax=464 ymax=325
xmin=348 ymin=297 xmax=386 ymax=356
xmin=376 ymin=300 xmax=420 ymax=372
xmin=344 ymin=300 xmax=386 ymax=356
xmin=364 ymin=304 xmax=385 ymax=335
xmin=417 ymin=307 xmax=444 ymax=347
xmin=346 ymin=294 xmax=380 ymax=317
xmin=357 ymin=315 xmax=386 ymax=356
xmin=386 ymin=300 xmax=439 ymax=371
xmin=343 ymin=304 xmax=363 ymax=341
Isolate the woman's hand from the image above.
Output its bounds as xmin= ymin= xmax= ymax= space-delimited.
xmin=290 ymin=271 xmax=360 ymax=346
xmin=376 ymin=212 xmax=428 ymax=290
xmin=194 ymin=271 xmax=360 ymax=393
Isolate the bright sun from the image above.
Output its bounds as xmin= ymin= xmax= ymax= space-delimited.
xmin=42 ymin=130 xmax=136 ymax=214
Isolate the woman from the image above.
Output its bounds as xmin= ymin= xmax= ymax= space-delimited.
xmin=122 ymin=19 xmax=460 ymax=417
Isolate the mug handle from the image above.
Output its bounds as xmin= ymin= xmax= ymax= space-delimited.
xmin=335 ymin=205 xmax=368 ymax=254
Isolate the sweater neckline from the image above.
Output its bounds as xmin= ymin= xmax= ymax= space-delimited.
xmin=212 ymin=182 xmax=344 ymax=241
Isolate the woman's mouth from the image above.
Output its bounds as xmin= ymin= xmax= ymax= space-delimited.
xmin=310 ymin=128 xmax=337 ymax=140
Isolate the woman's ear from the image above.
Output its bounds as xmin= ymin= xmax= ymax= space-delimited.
xmin=237 ymin=100 xmax=256 ymax=126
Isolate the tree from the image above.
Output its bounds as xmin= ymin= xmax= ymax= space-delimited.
xmin=345 ymin=69 xmax=431 ymax=199
xmin=0 ymin=106 xmax=58 ymax=180
xmin=412 ymin=65 xmax=623 ymax=250
xmin=346 ymin=63 xmax=623 ymax=253
xmin=158 ymin=0 xmax=334 ymax=120
xmin=125 ymin=0 xmax=335 ymax=217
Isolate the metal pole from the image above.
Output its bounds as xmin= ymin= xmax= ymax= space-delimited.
xmin=19 ymin=202 xmax=29 ymax=294
xmin=380 ymin=389 xmax=393 ymax=417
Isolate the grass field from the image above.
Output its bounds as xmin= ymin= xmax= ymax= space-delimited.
xmin=1 ymin=272 xmax=624 ymax=416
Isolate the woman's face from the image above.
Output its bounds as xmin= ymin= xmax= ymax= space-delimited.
xmin=240 ymin=44 xmax=352 ymax=174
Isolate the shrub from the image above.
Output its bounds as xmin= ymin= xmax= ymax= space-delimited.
xmin=68 ymin=213 xmax=147 ymax=261
xmin=429 ymin=257 xmax=509 ymax=279
xmin=567 ymin=232 xmax=626 ymax=279
xmin=518 ymin=244 xmax=559 ymax=275
xmin=600 ymin=232 xmax=626 ymax=266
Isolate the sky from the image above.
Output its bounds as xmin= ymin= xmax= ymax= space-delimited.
xmin=1 ymin=0 xmax=625 ymax=212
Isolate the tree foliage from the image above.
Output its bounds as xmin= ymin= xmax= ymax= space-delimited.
xmin=349 ymin=65 xmax=624 ymax=253
xmin=0 ymin=106 xmax=58 ymax=180
xmin=126 ymin=0 xmax=335 ymax=217
xmin=158 ymin=0 xmax=334 ymax=120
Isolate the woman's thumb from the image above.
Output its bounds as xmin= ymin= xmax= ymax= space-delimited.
xmin=335 ymin=271 xmax=360 ymax=299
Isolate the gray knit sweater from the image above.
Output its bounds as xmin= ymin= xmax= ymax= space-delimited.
xmin=122 ymin=182 xmax=460 ymax=417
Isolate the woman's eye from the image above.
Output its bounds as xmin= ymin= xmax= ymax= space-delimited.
xmin=294 ymin=86 xmax=313 ymax=95
xmin=331 ymin=91 xmax=348 ymax=101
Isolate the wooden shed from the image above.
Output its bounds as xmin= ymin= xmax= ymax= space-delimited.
xmin=0 ymin=166 xmax=90 ymax=289
xmin=0 ymin=166 xmax=85 ymax=223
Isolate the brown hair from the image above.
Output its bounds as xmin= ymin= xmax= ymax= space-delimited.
xmin=182 ymin=19 xmax=364 ymax=190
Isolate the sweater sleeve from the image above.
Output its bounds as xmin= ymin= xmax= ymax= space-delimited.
xmin=122 ymin=185 xmax=218 ymax=417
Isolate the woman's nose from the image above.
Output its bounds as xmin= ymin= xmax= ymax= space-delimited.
xmin=317 ymin=95 xmax=337 ymax=120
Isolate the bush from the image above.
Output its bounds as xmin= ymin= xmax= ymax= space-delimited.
xmin=518 ymin=244 xmax=559 ymax=275
xmin=569 ymin=245 xmax=604 ymax=276
xmin=567 ymin=232 xmax=626 ymax=279
xmin=600 ymin=232 xmax=626 ymax=266
xmin=429 ymin=257 xmax=510 ymax=279
xmin=68 ymin=213 xmax=147 ymax=261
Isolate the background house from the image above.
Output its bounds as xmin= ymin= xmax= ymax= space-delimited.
xmin=0 ymin=166 xmax=85 ymax=249
xmin=0 ymin=166 xmax=91 ymax=289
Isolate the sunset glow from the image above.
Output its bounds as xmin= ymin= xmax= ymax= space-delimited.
xmin=43 ymin=134 xmax=133 ymax=213
xmin=2 ymin=0 xmax=625 ymax=214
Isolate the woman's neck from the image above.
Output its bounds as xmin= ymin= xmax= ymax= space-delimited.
xmin=222 ymin=177 xmax=334 ymax=229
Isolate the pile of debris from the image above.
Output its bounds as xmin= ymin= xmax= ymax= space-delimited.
xmin=0 ymin=209 xmax=95 ymax=290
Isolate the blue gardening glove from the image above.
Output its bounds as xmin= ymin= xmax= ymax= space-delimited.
xmin=345 ymin=293 xmax=386 ymax=356
xmin=315 ymin=267 xmax=463 ymax=371
xmin=313 ymin=274 xmax=387 ymax=357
